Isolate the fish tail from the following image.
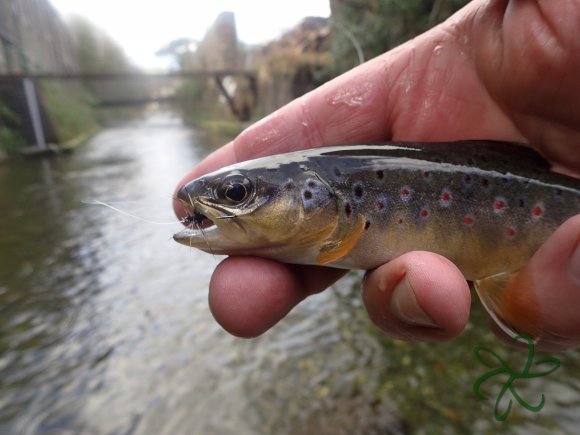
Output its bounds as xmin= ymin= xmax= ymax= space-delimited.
xmin=474 ymin=267 xmax=543 ymax=340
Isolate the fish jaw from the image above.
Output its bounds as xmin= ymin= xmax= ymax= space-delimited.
xmin=173 ymin=182 xmax=236 ymax=251
xmin=173 ymin=226 xmax=219 ymax=250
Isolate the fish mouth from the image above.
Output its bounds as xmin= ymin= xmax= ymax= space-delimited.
xmin=174 ymin=183 xmax=218 ymax=235
xmin=183 ymin=209 xmax=215 ymax=231
xmin=176 ymin=200 xmax=219 ymax=236
xmin=173 ymin=205 xmax=218 ymax=246
xmin=173 ymin=183 xmax=243 ymax=247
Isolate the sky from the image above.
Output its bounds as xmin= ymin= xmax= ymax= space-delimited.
xmin=49 ymin=0 xmax=330 ymax=70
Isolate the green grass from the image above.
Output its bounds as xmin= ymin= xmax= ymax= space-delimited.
xmin=38 ymin=81 xmax=98 ymax=144
xmin=0 ymin=101 xmax=26 ymax=155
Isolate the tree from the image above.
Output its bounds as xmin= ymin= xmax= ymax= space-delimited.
xmin=327 ymin=0 xmax=470 ymax=76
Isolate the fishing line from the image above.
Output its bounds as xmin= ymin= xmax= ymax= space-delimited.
xmin=82 ymin=199 xmax=187 ymax=225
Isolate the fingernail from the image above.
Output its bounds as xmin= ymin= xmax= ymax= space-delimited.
xmin=570 ymin=242 xmax=580 ymax=285
xmin=390 ymin=276 xmax=438 ymax=327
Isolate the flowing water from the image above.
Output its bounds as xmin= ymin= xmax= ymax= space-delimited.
xmin=1 ymin=110 xmax=579 ymax=435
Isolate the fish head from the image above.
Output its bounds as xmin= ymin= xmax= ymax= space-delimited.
xmin=173 ymin=162 xmax=339 ymax=259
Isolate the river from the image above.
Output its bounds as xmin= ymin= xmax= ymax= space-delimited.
xmin=1 ymin=110 xmax=578 ymax=434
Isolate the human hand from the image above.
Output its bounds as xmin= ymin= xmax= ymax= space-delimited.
xmin=174 ymin=0 xmax=580 ymax=348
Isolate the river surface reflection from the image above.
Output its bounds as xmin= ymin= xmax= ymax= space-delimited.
xmin=0 ymin=110 xmax=578 ymax=434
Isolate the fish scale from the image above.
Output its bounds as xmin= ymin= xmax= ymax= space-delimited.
xmin=174 ymin=141 xmax=580 ymax=339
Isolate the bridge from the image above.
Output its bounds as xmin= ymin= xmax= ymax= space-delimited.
xmin=1 ymin=10 xmax=260 ymax=152
xmin=1 ymin=30 xmax=258 ymax=151
xmin=0 ymin=70 xmax=257 ymax=109
xmin=0 ymin=70 xmax=258 ymax=153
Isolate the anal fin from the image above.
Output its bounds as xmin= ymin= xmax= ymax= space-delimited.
xmin=474 ymin=267 xmax=543 ymax=340
xmin=316 ymin=214 xmax=366 ymax=265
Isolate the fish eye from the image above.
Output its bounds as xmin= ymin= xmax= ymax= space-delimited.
xmin=219 ymin=175 xmax=252 ymax=203
xmin=225 ymin=183 xmax=247 ymax=202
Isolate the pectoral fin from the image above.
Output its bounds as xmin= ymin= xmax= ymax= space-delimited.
xmin=316 ymin=214 xmax=366 ymax=265
xmin=474 ymin=267 xmax=542 ymax=340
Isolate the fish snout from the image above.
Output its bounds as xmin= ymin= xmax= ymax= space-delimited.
xmin=174 ymin=183 xmax=194 ymax=221
xmin=175 ymin=181 xmax=216 ymax=230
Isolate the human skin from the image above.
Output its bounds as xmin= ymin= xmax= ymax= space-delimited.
xmin=174 ymin=0 xmax=580 ymax=349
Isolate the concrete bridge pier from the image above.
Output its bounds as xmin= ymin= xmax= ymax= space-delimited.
xmin=22 ymin=77 xmax=47 ymax=150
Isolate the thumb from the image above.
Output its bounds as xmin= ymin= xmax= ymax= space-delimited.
xmin=362 ymin=252 xmax=471 ymax=341
xmin=519 ymin=214 xmax=580 ymax=349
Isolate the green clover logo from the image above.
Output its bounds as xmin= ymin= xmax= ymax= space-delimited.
xmin=473 ymin=334 xmax=560 ymax=421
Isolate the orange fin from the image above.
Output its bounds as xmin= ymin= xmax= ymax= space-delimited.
xmin=474 ymin=267 xmax=543 ymax=340
xmin=316 ymin=214 xmax=366 ymax=265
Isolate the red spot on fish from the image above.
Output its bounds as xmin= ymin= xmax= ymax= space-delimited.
xmin=506 ymin=226 xmax=516 ymax=239
xmin=376 ymin=200 xmax=384 ymax=210
xmin=419 ymin=207 xmax=430 ymax=220
xmin=439 ymin=189 xmax=452 ymax=207
xmin=464 ymin=175 xmax=472 ymax=184
xmin=400 ymin=186 xmax=412 ymax=202
xmin=397 ymin=218 xmax=404 ymax=225
xmin=463 ymin=214 xmax=475 ymax=227
xmin=532 ymin=202 xmax=544 ymax=220
xmin=493 ymin=197 xmax=507 ymax=214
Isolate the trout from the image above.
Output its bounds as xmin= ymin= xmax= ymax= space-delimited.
xmin=174 ymin=141 xmax=580 ymax=338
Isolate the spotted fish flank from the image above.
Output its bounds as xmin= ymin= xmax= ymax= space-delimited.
xmin=174 ymin=141 xmax=580 ymax=340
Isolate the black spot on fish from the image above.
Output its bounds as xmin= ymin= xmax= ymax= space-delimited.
xmin=303 ymin=190 xmax=313 ymax=200
xmin=481 ymin=178 xmax=489 ymax=188
xmin=307 ymin=180 xmax=317 ymax=188
xmin=364 ymin=220 xmax=371 ymax=230
xmin=284 ymin=181 xmax=295 ymax=190
xmin=518 ymin=198 xmax=525 ymax=208
xmin=480 ymin=155 xmax=489 ymax=163
xmin=354 ymin=184 xmax=364 ymax=198
xmin=345 ymin=203 xmax=352 ymax=218
xmin=502 ymin=177 xmax=509 ymax=184
xmin=334 ymin=167 xmax=341 ymax=177
xmin=467 ymin=158 xmax=475 ymax=165
xmin=376 ymin=170 xmax=384 ymax=180
xmin=555 ymin=189 xmax=563 ymax=196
